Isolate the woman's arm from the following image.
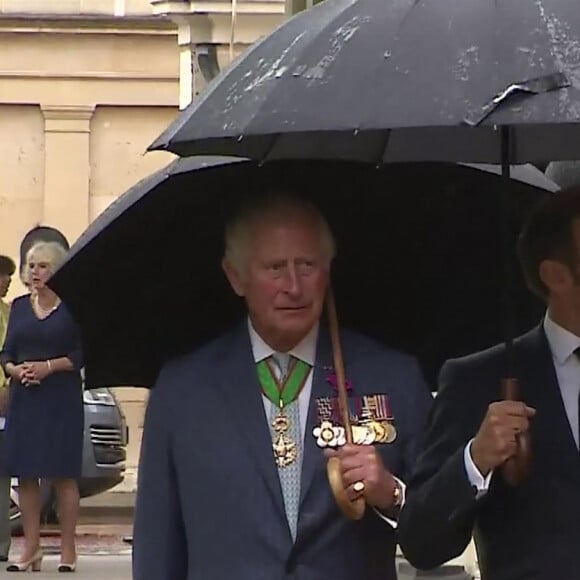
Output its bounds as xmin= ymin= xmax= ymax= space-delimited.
xmin=22 ymin=356 xmax=75 ymax=384
xmin=46 ymin=356 xmax=75 ymax=373
xmin=1 ymin=300 xmax=23 ymax=381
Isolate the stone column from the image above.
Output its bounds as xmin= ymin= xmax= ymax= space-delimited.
xmin=178 ymin=23 xmax=209 ymax=109
xmin=179 ymin=43 xmax=207 ymax=109
xmin=40 ymin=105 xmax=94 ymax=243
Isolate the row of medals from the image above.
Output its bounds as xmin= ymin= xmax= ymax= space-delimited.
xmin=318 ymin=418 xmax=397 ymax=447
xmin=271 ymin=405 xmax=397 ymax=468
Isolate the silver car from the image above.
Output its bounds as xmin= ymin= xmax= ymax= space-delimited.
xmin=10 ymin=387 xmax=128 ymax=532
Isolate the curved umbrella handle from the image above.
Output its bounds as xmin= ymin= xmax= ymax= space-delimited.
xmin=325 ymin=288 xmax=365 ymax=520
xmin=501 ymin=378 xmax=532 ymax=485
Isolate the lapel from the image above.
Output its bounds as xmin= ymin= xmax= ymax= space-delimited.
xmin=517 ymin=325 xmax=580 ymax=479
xmin=299 ymin=326 xmax=336 ymax=509
xmin=214 ymin=322 xmax=287 ymax=520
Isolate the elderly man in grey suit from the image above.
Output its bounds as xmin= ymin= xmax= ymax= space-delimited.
xmin=132 ymin=194 xmax=432 ymax=580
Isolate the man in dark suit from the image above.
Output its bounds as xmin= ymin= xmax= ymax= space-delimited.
xmin=398 ymin=188 xmax=580 ymax=580
xmin=0 ymin=254 xmax=15 ymax=562
xmin=132 ymin=194 xmax=432 ymax=580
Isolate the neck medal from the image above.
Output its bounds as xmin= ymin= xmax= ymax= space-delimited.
xmin=257 ymin=357 xmax=311 ymax=467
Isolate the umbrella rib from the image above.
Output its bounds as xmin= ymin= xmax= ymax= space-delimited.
xmin=376 ymin=130 xmax=392 ymax=166
xmin=260 ymin=133 xmax=282 ymax=163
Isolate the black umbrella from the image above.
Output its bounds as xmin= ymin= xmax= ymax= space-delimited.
xmin=48 ymin=158 xmax=556 ymax=390
xmin=545 ymin=160 xmax=580 ymax=188
xmin=149 ymin=0 xmax=580 ymax=164
xmin=148 ymin=0 xmax=579 ymax=486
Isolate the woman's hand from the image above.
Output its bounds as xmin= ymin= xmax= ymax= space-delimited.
xmin=21 ymin=361 xmax=52 ymax=385
xmin=7 ymin=363 xmax=29 ymax=383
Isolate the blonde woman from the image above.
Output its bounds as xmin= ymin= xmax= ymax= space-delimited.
xmin=0 ymin=242 xmax=83 ymax=573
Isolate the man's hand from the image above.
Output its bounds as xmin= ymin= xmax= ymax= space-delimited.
xmin=471 ymin=401 xmax=536 ymax=476
xmin=325 ymin=444 xmax=397 ymax=510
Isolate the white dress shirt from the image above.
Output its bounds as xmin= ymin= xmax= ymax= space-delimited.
xmin=248 ymin=319 xmax=401 ymax=526
xmin=544 ymin=313 xmax=580 ymax=448
xmin=248 ymin=319 xmax=317 ymax=443
xmin=465 ymin=313 xmax=580 ymax=494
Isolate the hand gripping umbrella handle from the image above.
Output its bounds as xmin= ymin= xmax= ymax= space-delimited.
xmin=501 ymin=378 xmax=532 ymax=486
xmin=325 ymin=288 xmax=365 ymax=520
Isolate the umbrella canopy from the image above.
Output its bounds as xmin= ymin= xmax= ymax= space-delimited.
xmin=49 ymin=158 xmax=556 ymax=390
xmin=150 ymin=0 xmax=580 ymax=163
xmin=545 ymin=160 xmax=580 ymax=188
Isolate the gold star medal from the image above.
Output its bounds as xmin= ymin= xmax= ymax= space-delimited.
xmin=256 ymin=356 xmax=312 ymax=467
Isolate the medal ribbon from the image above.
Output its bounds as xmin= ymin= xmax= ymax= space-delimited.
xmin=257 ymin=357 xmax=312 ymax=407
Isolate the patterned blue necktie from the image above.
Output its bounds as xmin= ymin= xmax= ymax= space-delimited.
xmin=270 ymin=352 xmax=302 ymax=541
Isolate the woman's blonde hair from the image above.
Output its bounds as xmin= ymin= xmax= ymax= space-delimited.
xmin=22 ymin=241 xmax=68 ymax=285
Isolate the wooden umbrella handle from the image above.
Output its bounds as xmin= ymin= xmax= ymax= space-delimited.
xmin=325 ymin=288 xmax=365 ymax=520
xmin=326 ymin=289 xmax=354 ymax=445
xmin=501 ymin=377 xmax=532 ymax=485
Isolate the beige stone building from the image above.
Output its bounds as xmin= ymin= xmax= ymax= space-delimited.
xmin=0 ymin=0 xmax=290 ymax=490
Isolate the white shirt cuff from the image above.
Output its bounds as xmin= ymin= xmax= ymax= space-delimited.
xmin=373 ymin=476 xmax=406 ymax=528
xmin=464 ymin=439 xmax=492 ymax=497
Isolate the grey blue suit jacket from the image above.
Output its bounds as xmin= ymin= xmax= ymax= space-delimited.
xmin=132 ymin=323 xmax=432 ymax=580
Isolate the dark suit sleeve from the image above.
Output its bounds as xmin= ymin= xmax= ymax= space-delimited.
xmin=132 ymin=375 xmax=187 ymax=580
xmin=401 ymin=358 xmax=434 ymax=482
xmin=397 ymin=360 xmax=482 ymax=569
xmin=379 ymin=357 xmax=433 ymax=523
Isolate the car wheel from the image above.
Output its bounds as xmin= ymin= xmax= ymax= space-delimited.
xmin=10 ymin=479 xmax=54 ymax=535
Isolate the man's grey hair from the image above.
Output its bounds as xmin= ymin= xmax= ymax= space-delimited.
xmin=224 ymin=193 xmax=336 ymax=272
xmin=23 ymin=241 xmax=68 ymax=285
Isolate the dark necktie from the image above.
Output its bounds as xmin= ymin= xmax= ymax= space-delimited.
xmin=575 ymin=347 xmax=580 ymax=450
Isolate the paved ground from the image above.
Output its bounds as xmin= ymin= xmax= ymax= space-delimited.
xmin=11 ymin=554 xmax=132 ymax=579
xmin=6 ymin=521 xmax=133 ymax=576
xmin=10 ymin=522 xmax=133 ymax=555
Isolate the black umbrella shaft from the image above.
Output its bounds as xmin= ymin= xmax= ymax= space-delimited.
xmin=500 ymin=126 xmax=515 ymax=374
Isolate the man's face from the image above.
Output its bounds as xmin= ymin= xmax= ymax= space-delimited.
xmin=225 ymin=214 xmax=330 ymax=348
xmin=545 ymin=218 xmax=580 ymax=309
xmin=568 ymin=218 xmax=580 ymax=304
xmin=0 ymin=274 xmax=11 ymax=298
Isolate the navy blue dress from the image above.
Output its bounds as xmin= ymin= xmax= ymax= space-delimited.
xmin=0 ymin=295 xmax=83 ymax=479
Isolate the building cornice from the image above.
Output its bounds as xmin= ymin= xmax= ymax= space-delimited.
xmin=150 ymin=0 xmax=285 ymax=17
xmin=1 ymin=70 xmax=178 ymax=81
xmin=0 ymin=15 xmax=177 ymax=35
